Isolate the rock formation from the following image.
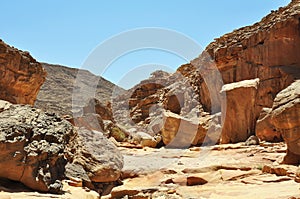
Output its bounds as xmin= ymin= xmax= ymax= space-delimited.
xmin=66 ymin=127 xmax=123 ymax=194
xmin=0 ymin=100 xmax=123 ymax=194
xmin=220 ymin=78 xmax=259 ymax=143
xmin=257 ymin=80 xmax=300 ymax=164
xmin=1 ymin=1 xmax=300 ymax=198
xmin=0 ymin=100 xmax=74 ymax=193
xmin=256 ymin=107 xmax=283 ymax=142
xmin=177 ymin=0 xmax=300 ymax=144
xmin=110 ymin=0 xmax=300 ymax=150
xmin=272 ymin=80 xmax=300 ymax=165
xmin=0 ymin=39 xmax=46 ymax=105
xmin=83 ymin=98 xmax=114 ymax=121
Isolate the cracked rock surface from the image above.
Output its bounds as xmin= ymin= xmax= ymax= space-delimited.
xmin=0 ymin=100 xmax=74 ymax=193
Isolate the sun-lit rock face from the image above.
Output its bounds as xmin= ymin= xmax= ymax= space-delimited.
xmin=115 ymin=0 xmax=300 ymax=148
xmin=176 ymin=0 xmax=300 ymax=145
xmin=0 ymin=39 xmax=46 ymax=105
xmin=262 ymin=80 xmax=300 ymax=165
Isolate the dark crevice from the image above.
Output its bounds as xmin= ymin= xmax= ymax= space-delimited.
xmin=258 ymin=40 xmax=265 ymax=45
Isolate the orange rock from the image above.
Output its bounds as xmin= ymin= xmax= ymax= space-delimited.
xmin=0 ymin=39 xmax=46 ymax=105
xmin=220 ymin=79 xmax=259 ymax=143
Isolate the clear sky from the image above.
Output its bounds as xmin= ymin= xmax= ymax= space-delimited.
xmin=1 ymin=0 xmax=290 ymax=89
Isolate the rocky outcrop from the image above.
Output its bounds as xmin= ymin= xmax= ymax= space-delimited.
xmin=269 ymin=81 xmax=300 ymax=164
xmin=0 ymin=39 xmax=46 ymax=105
xmin=0 ymin=100 xmax=123 ymax=194
xmin=0 ymin=100 xmax=74 ymax=193
xmin=255 ymin=80 xmax=300 ymax=164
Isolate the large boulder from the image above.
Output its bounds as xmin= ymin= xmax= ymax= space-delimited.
xmin=0 ymin=39 xmax=46 ymax=105
xmin=65 ymin=127 xmax=123 ymax=195
xmin=269 ymin=81 xmax=300 ymax=164
xmin=0 ymin=100 xmax=74 ymax=193
xmin=256 ymin=80 xmax=300 ymax=164
xmin=161 ymin=111 xmax=220 ymax=148
xmin=0 ymin=100 xmax=123 ymax=194
xmin=66 ymin=128 xmax=123 ymax=183
xmin=220 ymin=79 xmax=259 ymax=143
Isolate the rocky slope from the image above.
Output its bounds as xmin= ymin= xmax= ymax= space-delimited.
xmin=35 ymin=63 xmax=123 ymax=116
xmin=0 ymin=39 xmax=46 ymax=105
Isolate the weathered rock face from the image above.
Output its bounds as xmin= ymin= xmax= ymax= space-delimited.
xmin=66 ymin=128 xmax=123 ymax=194
xmin=0 ymin=100 xmax=123 ymax=194
xmin=176 ymin=0 xmax=300 ymax=144
xmin=182 ymin=0 xmax=300 ymax=113
xmin=0 ymin=39 xmax=46 ymax=105
xmin=220 ymin=79 xmax=259 ymax=144
xmin=256 ymin=108 xmax=283 ymax=142
xmin=111 ymin=1 xmax=300 ymax=149
xmin=126 ymin=70 xmax=173 ymax=124
xmin=0 ymin=100 xmax=74 ymax=193
xmin=269 ymin=81 xmax=300 ymax=164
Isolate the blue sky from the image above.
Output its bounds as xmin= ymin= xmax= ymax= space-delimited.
xmin=0 ymin=0 xmax=290 ymax=89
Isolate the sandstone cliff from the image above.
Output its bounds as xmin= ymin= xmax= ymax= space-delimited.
xmin=113 ymin=0 xmax=300 ymax=151
xmin=0 ymin=39 xmax=46 ymax=105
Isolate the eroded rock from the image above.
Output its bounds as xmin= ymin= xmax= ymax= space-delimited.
xmin=0 ymin=100 xmax=74 ymax=193
xmin=66 ymin=128 xmax=123 ymax=184
xmin=0 ymin=40 xmax=46 ymax=105
xmin=256 ymin=108 xmax=282 ymax=142
xmin=270 ymin=81 xmax=300 ymax=164
xmin=220 ymin=79 xmax=259 ymax=143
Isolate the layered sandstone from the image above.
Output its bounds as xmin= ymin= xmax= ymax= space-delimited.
xmin=0 ymin=39 xmax=46 ymax=105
